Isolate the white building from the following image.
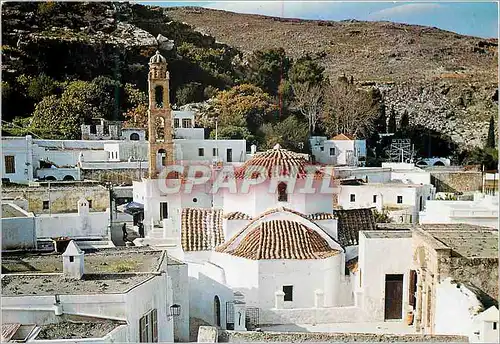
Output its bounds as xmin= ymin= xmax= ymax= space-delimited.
xmin=338 ymin=180 xmax=435 ymax=224
xmin=310 ymin=134 xmax=367 ymax=166
xmin=420 ymin=193 xmax=498 ymax=229
xmin=1 ymin=243 xmax=184 ymax=343
xmin=2 ymin=198 xmax=112 ymax=251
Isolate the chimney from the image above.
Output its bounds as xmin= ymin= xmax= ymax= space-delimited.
xmin=250 ymin=144 xmax=257 ymax=155
xmin=77 ymin=197 xmax=89 ymax=217
xmin=62 ymin=240 xmax=84 ymax=279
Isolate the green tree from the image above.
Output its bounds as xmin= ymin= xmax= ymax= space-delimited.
xmin=209 ymin=84 xmax=278 ymax=134
xmin=29 ymin=95 xmax=92 ymax=139
xmin=245 ymin=48 xmax=290 ymax=95
xmin=486 ymin=115 xmax=496 ymax=149
xmin=375 ymin=102 xmax=387 ymax=134
xmin=175 ymin=82 xmax=204 ymax=105
xmin=209 ymin=125 xmax=254 ymax=142
xmin=17 ymin=74 xmax=58 ymax=102
xmin=387 ymin=108 xmax=397 ymax=134
xmin=289 ymin=54 xmax=324 ymax=86
xmin=260 ymin=115 xmax=309 ymax=152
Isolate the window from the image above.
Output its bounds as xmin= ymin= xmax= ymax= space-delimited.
xmin=43 ymin=201 xmax=49 ymax=210
xmin=350 ymin=194 xmax=356 ymax=202
xmin=4 ymin=156 xmax=15 ymax=174
xmin=182 ymin=118 xmax=192 ymax=128
xmin=90 ymin=125 xmax=97 ymax=134
xmin=329 ymin=147 xmax=335 ymax=156
xmin=320 ymin=147 xmax=324 ymax=151
xmin=87 ymin=200 xmax=92 ymax=208
xmin=198 ymin=148 xmax=205 ymax=157
xmin=373 ymin=195 xmax=377 ymax=203
xmin=130 ymin=133 xmax=140 ymax=141
xmin=174 ymin=118 xmax=180 ymax=128
xmin=213 ymin=148 xmax=218 ymax=157
xmin=139 ymin=309 xmax=158 ymax=342
xmin=283 ymin=285 xmax=293 ymax=302
xmin=69 ymin=256 xmax=74 ymax=263
xmin=493 ymin=322 xmax=497 ymax=330
xmin=193 ymin=198 xmax=198 ymax=203
xmin=278 ymin=182 xmax=288 ymax=202
xmin=160 ymin=202 xmax=168 ymax=220
xmin=397 ymin=195 xmax=403 ymax=204
xmin=419 ymin=196 xmax=423 ymax=211
xmin=226 ymin=149 xmax=233 ymax=162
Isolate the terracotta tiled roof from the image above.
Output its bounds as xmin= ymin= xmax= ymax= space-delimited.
xmin=235 ymin=144 xmax=324 ymax=179
xmin=346 ymin=257 xmax=359 ymax=273
xmin=308 ymin=212 xmax=335 ymax=220
xmin=224 ymin=212 xmax=253 ymax=220
xmin=332 ymin=133 xmax=355 ymax=140
xmin=333 ymin=208 xmax=376 ymax=247
xmin=181 ymin=208 xmax=224 ymax=251
xmin=217 ymin=219 xmax=340 ymax=260
xmin=2 ymin=323 xmax=20 ymax=342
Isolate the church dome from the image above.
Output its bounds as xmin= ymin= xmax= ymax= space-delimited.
xmin=216 ymin=219 xmax=340 ymax=260
xmin=149 ymin=50 xmax=167 ymax=64
xmin=235 ymin=144 xmax=315 ymax=179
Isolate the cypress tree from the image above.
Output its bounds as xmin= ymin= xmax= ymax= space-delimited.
xmin=486 ymin=115 xmax=496 ymax=148
xmin=400 ymin=111 xmax=409 ymax=133
xmin=388 ymin=107 xmax=397 ymax=134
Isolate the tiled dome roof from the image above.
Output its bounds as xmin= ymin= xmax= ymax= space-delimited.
xmin=224 ymin=212 xmax=253 ymax=220
xmin=150 ymin=50 xmax=167 ymax=64
xmin=235 ymin=144 xmax=317 ymax=179
xmin=217 ymin=219 xmax=340 ymax=260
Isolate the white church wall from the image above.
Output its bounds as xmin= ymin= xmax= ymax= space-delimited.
xmin=258 ymin=255 xmax=342 ymax=310
xmin=223 ymin=219 xmax=251 ymax=241
xmin=315 ymin=219 xmax=338 ymax=241
xmin=260 ymin=305 xmax=361 ymax=325
xmin=187 ymin=260 xmax=234 ymax=328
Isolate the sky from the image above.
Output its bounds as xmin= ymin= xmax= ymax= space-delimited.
xmin=138 ymin=1 xmax=499 ymax=38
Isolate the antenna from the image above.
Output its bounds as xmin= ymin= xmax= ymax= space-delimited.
xmin=389 ymin=138 xmax=414 ymax=163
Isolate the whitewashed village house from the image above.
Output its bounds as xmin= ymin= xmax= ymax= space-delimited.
xmin=310 ymin=134 xmax=367 ymax=166
xmin=1 ymin=242 xmax=188 ymax=342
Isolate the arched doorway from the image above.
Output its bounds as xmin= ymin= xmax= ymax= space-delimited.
xmin=214 ymin=295 xmax=221 ymax=327
xmin=130 ymin=133 xmax=140 ymax=141
xmin=433 ymin=160 xmax=445 ymax=166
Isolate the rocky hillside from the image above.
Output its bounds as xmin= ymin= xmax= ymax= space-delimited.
xmin=166 ymin=7 xmax=498 ymax=148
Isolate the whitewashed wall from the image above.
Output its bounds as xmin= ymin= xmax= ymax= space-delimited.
xmin=35 ymin=211 xmax=109 ymax=239
xmin=166 ymin=260 xmax=190 ymax=342
xmin=434 ymin=278 xmax=482 ymax=337
xmin=187 ymin=260 xmax=234 ymax=328
xmin=260 ymin=306 xmax=361 ymax=325
xmin=358 ymin=232 xmax=414 ymax=322
xmin=1 ymin=136 xmax=34 ymax=182
xmin=420 ymin=200 xmax=499 ymax=229
xmin=258 ymin=255 xmax=343 ymax=309
xmin=1 ymin=217 xmax=36 ymax=250
xmin=176 ymin=140 xmax=246 ymax=163
xmin=334 ymin=167 xmax=392 ymax=183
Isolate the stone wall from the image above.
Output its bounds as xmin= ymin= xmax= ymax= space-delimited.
xmin=430 ymin=171 xmax=482 ymax=193
xmin=2 ymin=185 xmax=109 ymax=214
xmin=218 ymin=330 xmax=469 ymax=342
xmin=82 ymin=168 xmax=148 ymax=185
xmin=445 ymin=257 xmax=498 ymax=302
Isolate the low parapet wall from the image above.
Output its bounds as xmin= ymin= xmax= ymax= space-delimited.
xmin=218 ymin=330 xmax=468 ymax=343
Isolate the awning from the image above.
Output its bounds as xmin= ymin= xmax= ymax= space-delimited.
xmin=117 ymin=201 xmax=144 ymax=215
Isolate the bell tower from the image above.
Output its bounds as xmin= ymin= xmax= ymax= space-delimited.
xmin=148 ymin=51 xmax=174 ymax=178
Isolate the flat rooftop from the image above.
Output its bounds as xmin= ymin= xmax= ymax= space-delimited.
xmin=1 ymin=273 xmax=156 ymax=296
xmin=36 ymin=320 xmax=123 ymax=340
xmin=2 ymin=247 xmax=166 ymax=274
xmin=376 ymin=223 xmax=494 ymax=231
xmin=363 ymin=230 xmax=412 ymax=239
xmin=426 ymin=230 xmax=498 ymax=259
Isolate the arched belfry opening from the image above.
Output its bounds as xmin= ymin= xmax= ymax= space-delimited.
xmin=147 ymin=50 xmax=175 ymax=178
xmin=155 ymin=86 xmax=164 ymax=108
